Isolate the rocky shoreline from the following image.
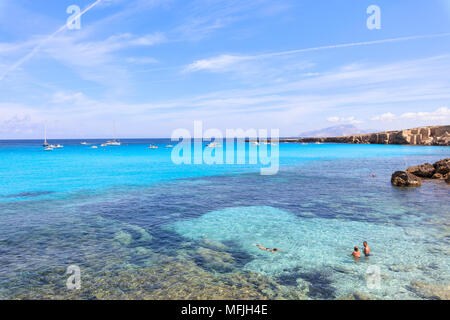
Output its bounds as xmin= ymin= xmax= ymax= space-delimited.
xmin=280 ymin=125 xmax=450 ymax=146
xmin=391 ymin=158 xmax=450 ymax=187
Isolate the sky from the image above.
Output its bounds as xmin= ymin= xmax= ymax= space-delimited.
xmin=0 ymin=0 xmax=450 ymax=139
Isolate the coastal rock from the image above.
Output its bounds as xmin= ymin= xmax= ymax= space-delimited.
xmin=433 ymin=158 xmax=450 ymax=175
xmin=406 ymin=163 xmax=435 ymax=178
xmin=446 ymin=175 xmax=450 ymax=184
xmin=391 ymin=171 xmax=422 ymax=187
xmin=432 ymin=173 xmax=444 ymax=179
xmin=287 ymin=125 xmax=450 ymax=146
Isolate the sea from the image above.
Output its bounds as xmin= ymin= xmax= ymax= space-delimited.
xmin=0 ymin=139 xmax=448 ymax=299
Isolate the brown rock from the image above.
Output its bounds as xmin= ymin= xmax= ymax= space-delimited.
xmin=432 ymin=173 xmax=444 ymax=179
xmin=406 ymin=163 xmax=435 ymax=178
xmin=433 ymin=158 xmax=450 ymax=175
xmin=446 ymin=174 xmax=450 ymax=184
xmin=391 ymin=171 xmax=422 ymax=187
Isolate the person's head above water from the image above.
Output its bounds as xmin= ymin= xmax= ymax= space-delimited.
xmin=354 ymin=246 xmax=359 ymax=251
xmin=363 ymin=241 xmax=368 ymax=247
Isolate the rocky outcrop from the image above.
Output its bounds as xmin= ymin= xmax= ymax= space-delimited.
xmin=391 ymin=171 xmax=422 ymax=187
xmin=392 ymin=159 xmax=450 ymax=187
xmin=282 ymin=125 xmax=450 ymax=146
xmin=406 ymin=163 xmax=435 ymax=178
xmin=433 ymin=158 xmax=450 ymax=175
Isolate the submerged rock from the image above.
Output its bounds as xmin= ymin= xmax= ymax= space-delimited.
xmin=408 ymin=281 xmax=450 ymax=300
xmin=391 ymin=171 xmax=422 ymax=187
xmin=114 ymin=231 xmax=132 ymax=246
xmin=195 ymin=247 xmax=235 ymax=272
xmin=406 ymin=163 xmax=435 ymax=178
xmin=339 ymin=292 xmax=374 ymax=300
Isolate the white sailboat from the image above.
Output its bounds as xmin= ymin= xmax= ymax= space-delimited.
xmin=104 ymin=122 xmax=121 ymax=146
xmin=43 ymin=125 xmax=49 ymax=147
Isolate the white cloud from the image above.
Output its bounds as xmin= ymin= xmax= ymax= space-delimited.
xmin=185 ymin=55 xmax=250 ymax=72
xmin=125 ymin=57 xmax=158 ymax=64
xmin=327 ymin=116 xmax=362 ymax=124
xmin=399 ymin=107 xmax=450 ymax=121
xmin=371 ymin=112 xmax=396 ymax=121
xmin=371 ymin=108 xmax=450 ymax=122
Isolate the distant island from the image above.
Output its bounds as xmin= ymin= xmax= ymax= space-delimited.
xmin=281 ymin=125 xmax=450 ymax=146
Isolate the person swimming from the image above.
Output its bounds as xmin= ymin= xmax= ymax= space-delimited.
xmin=352 ymin=246 xmax=361 ymax=258
xmin=363 ymin=241 xmax=371 ymax=256
xmin=255 ymin=243 xmax=284 ymax=254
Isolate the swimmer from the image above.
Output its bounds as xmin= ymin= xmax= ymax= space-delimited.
xmin=255 ymin=243 xmax=284 ymax=254
xmin=363 ymin=241 xmax=371 ymax=256
xmin=371 ymin=174 xmax=376 ymax=178
xmin=352 ymin=246 xmax=361 ymax=258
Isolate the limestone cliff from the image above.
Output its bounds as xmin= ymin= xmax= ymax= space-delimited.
xmin=283 ymin=125 xmax=450 ymax=146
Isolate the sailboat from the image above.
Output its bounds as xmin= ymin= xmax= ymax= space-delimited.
xmin=43 ymin=125 xmax=49 ymax=147
xmin=104 ymin=122 xmax=121 ymax=146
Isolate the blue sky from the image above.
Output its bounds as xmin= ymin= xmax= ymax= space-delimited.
xmin=0 ymin=0 xmax=450 ymax=138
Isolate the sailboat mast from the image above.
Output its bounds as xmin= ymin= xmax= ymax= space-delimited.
xmin=43 ymin=124 xmax=49 ymax=146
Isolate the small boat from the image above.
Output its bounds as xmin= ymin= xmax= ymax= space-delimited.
xmin=100 ymin=144 xmax=107 ymax=147
xmin=91 ymin=146 xmax=98 ymax=149
xmin=148 ymin=145 xmax=159 ymax=149
xmin=54 ymin=144 xmax=64 ymax=148
xmin=206 ymin=142 xmax=221 ymax=148
xmin=44 ymin=147 xmax=53 ymax=151
xmin=43 ymin=125 xmax=49 ymax=147
xmin=81 ymin=142 xmax=88 ymax=145
xmin=166 ymin=145 xmax=174 ymax=148
xmin=251 ymin=141 xmax=259 ymax=146
xmin=104 ymin=140 xmax=121 ymax=146
xmin=103 ymin=122 xmax=121 ymax=146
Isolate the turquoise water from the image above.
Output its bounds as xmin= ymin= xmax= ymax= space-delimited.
xmin=0 ymin=140 xmax=449 ymax=299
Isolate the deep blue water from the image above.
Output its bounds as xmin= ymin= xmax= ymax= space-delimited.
xmin=0 ymin=139 xmax=448 ymax=299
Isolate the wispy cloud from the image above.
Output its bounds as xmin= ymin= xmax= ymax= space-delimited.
xmin=185 ymin=32 xmax=450 ymax=73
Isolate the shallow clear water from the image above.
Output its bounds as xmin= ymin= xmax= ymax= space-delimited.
xmin=0 ymin=140 xmax=448 ymax=299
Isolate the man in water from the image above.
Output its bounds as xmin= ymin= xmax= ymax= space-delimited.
xmin=352 ymin=246 xmax=361 ymax=258
xmin=363 ymin=241 xmax=371 ymax=256
xmin=255 ymin=244 xmax=283 ymax=254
